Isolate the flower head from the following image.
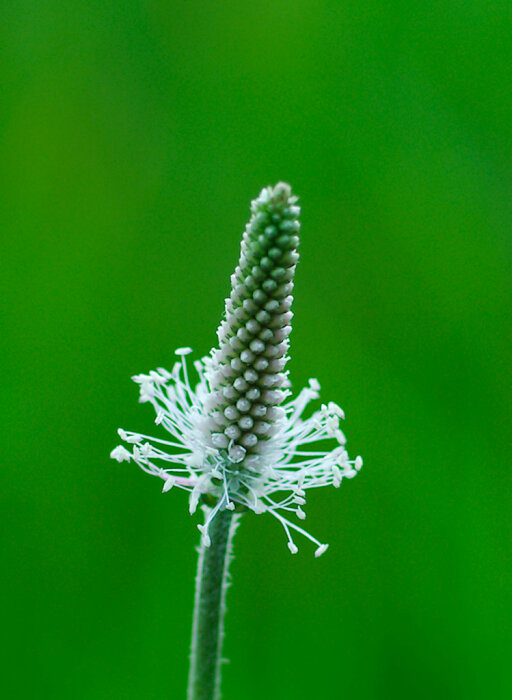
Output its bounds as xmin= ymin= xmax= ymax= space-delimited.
xmin=111 ymin=183 xmax=362 ymax=555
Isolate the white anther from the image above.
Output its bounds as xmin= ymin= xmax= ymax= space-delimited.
xmin=315 ymin=544 xmax=329 ymax=558
xmin=162 ymin=476 xmax=175 ymax=493
xmin=110 ymin=446 xmax=131 ymax=463
xmin=328 ymin=401 xmax=345 ymax=419
xmin=118 ymin=429 xmax=142 ymax=444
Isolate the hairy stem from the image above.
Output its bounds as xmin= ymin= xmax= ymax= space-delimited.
xmin=187 ymin=509 xmax=240 ymax=700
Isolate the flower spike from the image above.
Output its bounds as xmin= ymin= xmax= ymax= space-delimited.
xmin=207 ymin=182 xmax=299 ymax=465
xmin=111 ymin=184 xmax=362 ymax=555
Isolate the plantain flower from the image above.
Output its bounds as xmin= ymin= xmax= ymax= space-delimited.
xmin=111 ymin=183 xmax=362 ymax=555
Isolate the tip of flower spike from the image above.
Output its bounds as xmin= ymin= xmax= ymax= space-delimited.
xmin=315 ymin=544 xmax=329 ymax=558
xmin=287 ymin=542 xmax=299 ymax=554
xmin=250 ymin=182 xmax=300 ymax=217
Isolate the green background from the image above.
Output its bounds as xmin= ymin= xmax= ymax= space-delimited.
xmin=2 ymin=1 xmax=511 ymax=698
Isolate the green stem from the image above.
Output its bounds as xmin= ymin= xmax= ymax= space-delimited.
xmin=187 ymin=508 xmax=240 ymax=700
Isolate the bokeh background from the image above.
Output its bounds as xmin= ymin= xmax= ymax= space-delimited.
xmin=2 ymin=1 xmax=511 ymax=698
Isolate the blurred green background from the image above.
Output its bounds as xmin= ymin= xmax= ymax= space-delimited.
xmin=2 ymin=1 xmax=511 ymax=698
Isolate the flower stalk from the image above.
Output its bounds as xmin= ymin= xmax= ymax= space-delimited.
xmin=188 ymin=508 xmax=240 ymax=700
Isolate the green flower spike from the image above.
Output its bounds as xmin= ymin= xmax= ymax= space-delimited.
xmin=111 ymin=183 xmax=362 ymax=556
